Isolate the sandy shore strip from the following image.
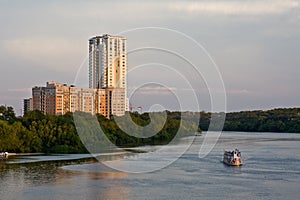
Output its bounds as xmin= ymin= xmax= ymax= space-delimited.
xmin=7 ymin=153 xmax=45 ymax=157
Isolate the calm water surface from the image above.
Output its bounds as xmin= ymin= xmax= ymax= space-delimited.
xmin=1 ymin=132 xmax=300 ymax=200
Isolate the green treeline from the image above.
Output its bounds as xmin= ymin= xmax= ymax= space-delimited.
xmin=0 ymin=106 xmax=198 ymax=153
xmin=0 ymin=107 xmax=86 ymax=153
xmin=199 ymin=108 xmax=300 ymax=133
xmin=97 ymin=111 xmax=199 ymax=147
xmin=1 ymin=105 xmax=299 ymax=153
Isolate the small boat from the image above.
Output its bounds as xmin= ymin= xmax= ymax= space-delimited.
xmin=0 ymin=152 xmax=8 ymax=159
xmin=223 ymin=149 xmax=242 ymax=166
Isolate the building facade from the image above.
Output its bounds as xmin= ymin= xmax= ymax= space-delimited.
xmin=32 ymin=86 xmax=45 ymax=113
xmin=89 ymin=34 xmax=127 ymax=117
xmin=23 ymin=98 xmax=33 ymax=114
xmin=31 ymin=82 xmax=110 ymax=117
xmin=89 ymin=34 xmax=127 ymax=89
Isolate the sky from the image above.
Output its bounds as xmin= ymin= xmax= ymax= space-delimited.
xmin=0 ymin=0 xmax=299 ymax=115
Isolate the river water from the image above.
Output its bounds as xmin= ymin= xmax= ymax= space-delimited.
xmin=1 ymin=132 xmax=300 ymax=200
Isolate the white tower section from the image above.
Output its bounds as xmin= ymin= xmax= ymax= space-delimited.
xmin=89 ymin=34 xmax=127 ymax=117
xmin=89 ymin=34 xmax=127 ymax=89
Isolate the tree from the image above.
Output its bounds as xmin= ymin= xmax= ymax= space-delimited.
xmin=0 ymin=106 xmax=16 ymax=124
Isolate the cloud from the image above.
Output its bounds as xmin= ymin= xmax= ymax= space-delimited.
xmin=226 ymin=89 xmax=254 ymax=95
xmin=7 ymin=88 xmax=31 ymax=92
xmin=142 ymin=87 xmax=255 ymax=96
xmin=128 ymin=86 xmax=177 ymax=95
xmin=169 ymin=0 xmax=299 ymax=16
xmin=128 ymin=86 xmax=209 ymax=96
xmin=0 ymin=38 xmax=85 ymax=72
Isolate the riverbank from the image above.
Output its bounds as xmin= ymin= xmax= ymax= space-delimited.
xmin=7 ymin=153 xmax=45 ymax=157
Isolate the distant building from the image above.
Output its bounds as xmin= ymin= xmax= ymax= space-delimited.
xmin=23 ymin=98 xmax=33 ymax=114
xmin=32 ymin=86 xmax=45 ymax=113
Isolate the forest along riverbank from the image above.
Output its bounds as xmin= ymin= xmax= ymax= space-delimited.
xmin=1 ymin=106 xmax=299 ymax=155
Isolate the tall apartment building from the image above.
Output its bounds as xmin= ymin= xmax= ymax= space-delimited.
xmin=89 ymin=34 xmax=127 ymax=117
xmin=89 ymin=34 xmax=127 ymax=89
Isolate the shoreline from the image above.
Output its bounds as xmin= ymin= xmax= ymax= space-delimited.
xmin=7 ymin=153 xmax=45 ymax=157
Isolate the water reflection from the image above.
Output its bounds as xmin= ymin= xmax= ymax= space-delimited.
xmin=0 ymin=156 xmax=129 ymax=200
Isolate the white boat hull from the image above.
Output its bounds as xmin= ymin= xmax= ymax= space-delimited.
xmin=223 ymin=149 xmax=242 ymax=166
xmin=0 ymin=152 xmax=8 ymax=159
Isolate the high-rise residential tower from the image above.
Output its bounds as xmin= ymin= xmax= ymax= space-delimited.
xmin=89 ymin=34 xmax=127 ymax=117
xmin=89 ymin=34 xmax=127 ymax=89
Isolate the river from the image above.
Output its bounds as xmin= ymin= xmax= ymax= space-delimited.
xmin=1 ymin=132 xmax=300 ymax=200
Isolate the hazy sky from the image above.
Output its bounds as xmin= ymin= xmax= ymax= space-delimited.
xmin=0 ymin=0 xmax=299 ymax=115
